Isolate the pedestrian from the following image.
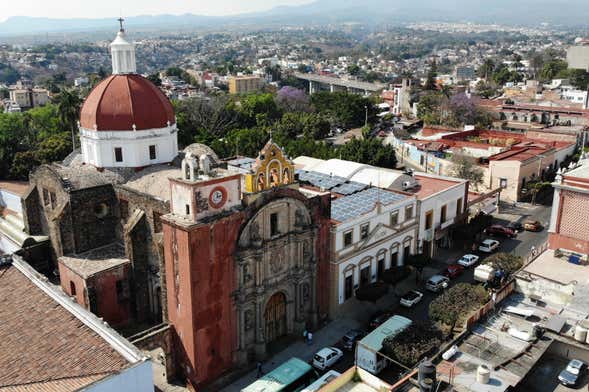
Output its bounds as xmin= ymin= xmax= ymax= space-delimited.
xmin=303 ymin=329 xmax=308 ymax=342
xmin=531 ymin=245 xmax=537 ymax=257
xmin=256 ymin=362 xmax=263 ymax=378
xmin=307 ymin=331 xmax=313 ymax=345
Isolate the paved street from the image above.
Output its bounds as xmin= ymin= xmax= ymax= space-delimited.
xmin=222 ymin=202 xmax=552 ymax=390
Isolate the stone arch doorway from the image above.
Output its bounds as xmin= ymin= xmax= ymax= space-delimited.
xmin=265 ymin=292 xmax=287 ymax=343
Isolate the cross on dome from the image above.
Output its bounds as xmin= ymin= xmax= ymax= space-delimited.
xmin=118 ymin=17 xmax=125 ymax=32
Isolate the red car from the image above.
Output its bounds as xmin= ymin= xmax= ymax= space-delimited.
xmin=443 ymin=264 xmax=465 ymax=279
xmin=485 ymin=225 xmax=517 ymax=238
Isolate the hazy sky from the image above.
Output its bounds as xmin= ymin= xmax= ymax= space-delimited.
xmin=0 ymin=0 xmax=315 ymax=21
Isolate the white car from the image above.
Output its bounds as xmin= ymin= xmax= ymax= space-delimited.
xmin=457 ymin=254 xmax=480 ymax=268
xmin=478 ymin=239 xmax=500 ymax=253
xmin=312 ymin=347 xmax=343 ymax=370
xmin=400 ymin=290 xmax=424 ymax=307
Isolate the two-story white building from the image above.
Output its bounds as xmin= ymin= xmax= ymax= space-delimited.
xmin=407 ymin=173 xmax=469 ymax=258
xmin=328 ymin=187 xmax=418 ymax=316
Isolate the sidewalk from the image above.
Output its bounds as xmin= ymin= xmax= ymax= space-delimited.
xmin=219 ymin=317 xmax=361 ymax=392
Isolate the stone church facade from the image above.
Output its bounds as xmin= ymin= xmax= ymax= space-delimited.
xmin=162 ymin=142 xmax=331 ymax=387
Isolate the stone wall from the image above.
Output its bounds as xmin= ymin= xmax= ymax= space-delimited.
xmin=130 ymin=324 xmax=176 ymax=381
xmin=116 ymin=185 xmax=170 ymax=323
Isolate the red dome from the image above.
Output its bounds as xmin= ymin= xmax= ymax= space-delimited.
xmin=80 ymin=74 xmax=175 ymax=131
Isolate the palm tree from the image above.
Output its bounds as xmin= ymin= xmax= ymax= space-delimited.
xmin=56 ymin=89 xmax=83 ymax=151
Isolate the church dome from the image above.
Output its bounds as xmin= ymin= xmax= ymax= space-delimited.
xmin=79 ymin=74 xmax=175 ymax=131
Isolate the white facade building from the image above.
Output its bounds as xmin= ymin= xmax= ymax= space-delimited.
xmin=329 ymin=187 xmax=418 ymax=316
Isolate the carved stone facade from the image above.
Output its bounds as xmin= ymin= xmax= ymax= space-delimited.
xmin=234 ymin=198 xmax=316 ymax=362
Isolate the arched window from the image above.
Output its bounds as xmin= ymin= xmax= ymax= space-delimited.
xmin=257 ymin=173 xmax=265 ymax=190
xmin=282 ymin=168 xmax=290 ymax=185
xmin=70 ymin=281 xmax=77 ymax=296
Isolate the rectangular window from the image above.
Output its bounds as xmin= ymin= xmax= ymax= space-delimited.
xmin=114 ymin=147 xmax=123 ymax=162
xmin=405 ymin=205 xmax=414 ymax=220
xmin=456 ymin=197 xmax=463 ymax=217
xmin=403 ymin=244 xmax=411 ymax=261
xmin=440 ymin=204 xmax=447 ymax=223
xmin=344 ymin=275 xmax=353 ymax=300
xmin=149 ymin=145 xmax=157 ymax=160
xmin=343 ymin=230 xmax=353 ymax=247
xmin=390 ymin=210 xmax=399 ymax=226
xmin=360 ymin=266 xmax=371 ymax=287
xmin=360 ymin=223 xmax=370 ymax=240
xmin=425 ymin=210 xmax=433 ymax=230
xmin=270 ymin=212 xmax=279 ymax=236
xmin=185 ymin=204 xmax=190 ymax=215
xmin=390 ymin=251 xmax=398 ymax=267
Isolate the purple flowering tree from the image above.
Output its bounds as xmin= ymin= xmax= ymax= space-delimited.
xmin=275 ymin=86 xmax=311 ymax=112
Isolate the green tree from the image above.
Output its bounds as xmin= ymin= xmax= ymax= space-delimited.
xmin=478 ymin=59 xmax=495 ymax=81
xmin=347 ymin=64 xmax=361 ymax=76
xmin=405 ymin=254 xmax=431 ymax=283
xmin=55 ymin=89 xmax=82 ymax=151
xmin=311 ymin=91 xmax=376 ymax=129
xmin=338 ymin=137 xmax=397 ymax=168
xmin=239 ymin=93 xmax=282 ymax=128
xmin=382 ymin=321 xmax=443 ymax=366
xmin=540 ymin=59 xmax=568 ymax=81
xmin=484 ymin=252 xmax=523 ymax=275
xmin=569 ymin=69 xmax=589 ymax=90
xmin=449 ymin=154 xmax=484 ymax=190
xmin=429 ymin=283 xmax=488 ymax=333
xmin=35 ymin=132 xmax=73 ymax=163
xmin=424 ymin=59 xmax=438 ymax=91
xmin=10 ymin=151 xmax=40 ymax=180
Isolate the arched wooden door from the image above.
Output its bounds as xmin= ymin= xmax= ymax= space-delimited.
xmin=265 ymin=292 xmax=287 ymax=343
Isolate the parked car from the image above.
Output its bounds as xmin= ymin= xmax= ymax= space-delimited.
xmin=341 ymin=329 xmax=365 ymax=351
xmin=425 ymin=275 xmax=450 ymax=293
xmin=457 ymin=254 xmax=480 ymax=268
xmin=369 ymin=312 xmax=392 ymax=330
xmin=507 ymin=222 xmax=524 ymax=233
xmin=400 ymin=290 xmax=424 ymax=307
xmin=443 ymin=264 xmax=465 ymax=279
xmin=479 ymin=239 xmax=500 ymax=253
xmin=558 ymin=359 xmax=586 ymax=387
xmin=484 ymin=225 xmax=517 ymax=238
xmin=312 ymin=347 xmax=343 ymax=370
xmin=523 ymin=220 xmax=543 ymax=232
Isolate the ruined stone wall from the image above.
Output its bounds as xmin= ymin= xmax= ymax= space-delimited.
xmin=116 ymin=185 xmax=170 ymax=323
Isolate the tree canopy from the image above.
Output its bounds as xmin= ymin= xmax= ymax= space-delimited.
xmin=382 ymin=321 xmax=443 ymax=366
xmin=429 ymin=283 xmax=488 ymax=332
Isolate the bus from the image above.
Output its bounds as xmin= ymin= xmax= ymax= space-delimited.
xmin=242 ymin=357 xmax=317 ymax=392
xmin=301 ymin=370 xmax=341 ymax=392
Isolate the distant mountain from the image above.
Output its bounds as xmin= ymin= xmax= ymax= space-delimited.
xmin=1 ymin=0 xmax=588 ymax=36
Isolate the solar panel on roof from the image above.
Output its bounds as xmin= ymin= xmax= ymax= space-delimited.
xmin=331 ymin=187 xmax=407 ymax=222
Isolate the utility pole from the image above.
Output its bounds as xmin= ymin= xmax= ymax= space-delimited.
xmin=364 ymin=105 xmax=368 ymax=128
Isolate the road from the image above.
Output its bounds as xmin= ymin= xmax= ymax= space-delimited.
xmin=225 ymin=203 xmax=552 ymax=389
xmin=318 ymin=203 xmax=552 ymax=384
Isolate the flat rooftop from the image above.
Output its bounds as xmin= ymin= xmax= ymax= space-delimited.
xmin=522 ymin=248 xmax=589 ymax=286
xmin=441 ymin=293 xmax=554 ymax=392
xmin=565 ymin=157 xmax=589 ymax=179
xmin=410 ymin=174 xmax=464 ymax=199
xmin=59 ymin=242 xmax=129 ymax=279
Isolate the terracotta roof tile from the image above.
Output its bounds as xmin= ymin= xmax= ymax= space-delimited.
xmin=0 ymin=264 xmax=129 ymax=389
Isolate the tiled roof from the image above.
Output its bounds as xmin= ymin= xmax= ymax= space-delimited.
xmin=0 ymin=261 xmax=129 ymax=390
